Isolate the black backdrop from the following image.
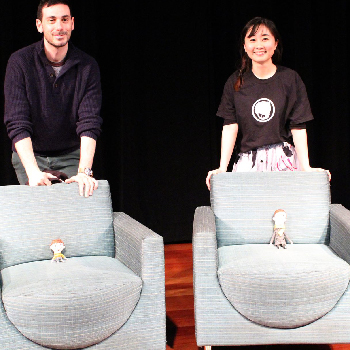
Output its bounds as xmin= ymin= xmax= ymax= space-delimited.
xmin=1 ymin=1 xmax=349 ymax=243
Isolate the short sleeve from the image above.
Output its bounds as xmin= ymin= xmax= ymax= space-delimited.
xmin=288 ymin=72 xmax=314 ymax=125
xmin=216 ymin=74 xmax=237 ymax=125
xmin=289 ymin=122 xmax=306 ymax=129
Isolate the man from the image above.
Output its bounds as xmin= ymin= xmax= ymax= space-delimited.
xmin=4 ymin=0 xmax=102 ymax=197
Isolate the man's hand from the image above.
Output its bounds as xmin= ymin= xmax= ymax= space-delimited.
xmin=65 ymin=173 xmax=98 ymax=197
xmin=28 ymin=170 xmax=57 ymax=186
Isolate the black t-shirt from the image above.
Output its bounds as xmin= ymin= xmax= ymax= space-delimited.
xmin=216 ymin=66 xmax=313 ymax=153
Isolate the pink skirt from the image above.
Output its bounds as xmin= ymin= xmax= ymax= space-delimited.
xmin=232 ymin=142 xmax=300 ymax=172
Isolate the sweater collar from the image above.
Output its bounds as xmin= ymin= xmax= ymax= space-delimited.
xmin=36 ymin=39 xmax=80 ymax=69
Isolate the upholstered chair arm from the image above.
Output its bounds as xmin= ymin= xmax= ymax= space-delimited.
xmin=113 ymin=212 xmax=164 ymax=280
xmin=112 ymin=212 xmax=166 ymax=349
xmin=113 ymin=212 xmax=166 ymax=348
xmin=193 ymin=206 xmax=222 ymax=344
xmin=329 ymin=204 xmax=350 ymax=265
xmin=193 ymin=206 xmax=218 ymax=275
xmin=193 ymin=205 xmax=218 ymax=294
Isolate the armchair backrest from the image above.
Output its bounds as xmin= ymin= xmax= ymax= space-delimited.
xmin=0 ymin=180 xmax=115 ymax=270
xmin=210 ymin=172 xmax=330 ymax=247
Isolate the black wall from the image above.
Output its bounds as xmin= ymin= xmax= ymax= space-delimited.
xmin=1 ymin=1 xmax=349 ymax=243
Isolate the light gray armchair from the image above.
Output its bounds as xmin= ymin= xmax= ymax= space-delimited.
xmin=0 ymin=180 xmax=166 ymax=350
xmin=193 ymin=172 xmax=350 ymax=349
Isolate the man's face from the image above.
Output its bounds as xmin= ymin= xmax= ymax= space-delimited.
xmin=36 ymin=4 xmax=74 ymax=49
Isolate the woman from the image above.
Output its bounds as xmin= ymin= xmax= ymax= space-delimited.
xmin=206 ymin=17 xmax=330 ymax=190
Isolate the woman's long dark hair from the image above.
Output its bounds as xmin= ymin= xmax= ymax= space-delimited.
xmin=234 ymin=17 xmax=283 ymax=91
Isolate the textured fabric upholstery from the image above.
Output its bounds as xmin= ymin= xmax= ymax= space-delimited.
xmin=193 ymin=172 xmax=350 ymax=347
xmin=0 ymin=181 xmax=166 ymax=350
xmin=108 ymin=212 xmax=166 ymax=350
xmin=2 ymin=256 xmax=142 ymax=349
xmin=329 ymin=204 xmax=350 ymax=265
xmin=114 ymin=212 xmax=162 ymax=277
xmin=0 ymin=181 xmax=114 ymax=269
xmin=210 ymin=172 xmax=330 ymax=247
xmin=218 ymin=244 xmax=350 ymax=328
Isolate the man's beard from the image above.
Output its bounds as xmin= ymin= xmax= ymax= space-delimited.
xmin=45 ymin=31 xmax=70 ymax=48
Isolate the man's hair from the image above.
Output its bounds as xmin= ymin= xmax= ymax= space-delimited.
xmin=37 ymin=0 xmax=72 ymax=21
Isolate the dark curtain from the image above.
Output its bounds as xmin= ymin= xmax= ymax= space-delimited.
xmin=1 ymin=0 xmax=349 ymax=243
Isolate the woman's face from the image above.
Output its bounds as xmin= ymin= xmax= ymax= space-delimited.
xmin=244 ymin=25 xmax=278 ymax=66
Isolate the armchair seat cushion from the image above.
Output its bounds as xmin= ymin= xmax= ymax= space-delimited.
xmin=218 ymin=244 xmax=350 ymax=329
xmin=1 ymin=256 xmax=142 ymax=349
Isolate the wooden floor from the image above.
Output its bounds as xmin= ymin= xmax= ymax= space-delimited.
xmin=165 ymin=243 xmax=350 ymax=350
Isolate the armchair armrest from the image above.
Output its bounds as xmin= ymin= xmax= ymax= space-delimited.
xmin=193 ymin=206 xmax=218 ymax=279
xmin=193 ymin=206 xmax=223 ymax=342
xmin=113 ymin=212 xmax=164 ymax=281
xmin=112 ymin=213 xmax=166 ymax=348
xmin=329 ymin=204 xmax=350 ymax=265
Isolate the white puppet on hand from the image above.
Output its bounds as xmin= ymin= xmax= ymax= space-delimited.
xmin=270 ymin=209 xmax=293 ymax=249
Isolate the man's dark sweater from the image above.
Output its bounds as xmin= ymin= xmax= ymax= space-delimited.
xmin=4 ymin=40 xmax=102 ymax=156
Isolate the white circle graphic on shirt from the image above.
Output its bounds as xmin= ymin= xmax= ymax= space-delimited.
xmin=252 ymin=98 xmax=275 ymax=122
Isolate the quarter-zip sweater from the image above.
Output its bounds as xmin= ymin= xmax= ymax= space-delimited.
xmin=4 ymin=40 xmax=102 ymax=156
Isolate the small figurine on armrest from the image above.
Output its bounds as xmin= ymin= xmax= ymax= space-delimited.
xmin=50 ymin=239 xmax=67 ymax=263
xmin=270 ymin=209 xmax=293 ymax=249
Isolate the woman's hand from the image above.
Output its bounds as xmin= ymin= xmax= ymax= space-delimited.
xmin=206 ymin=168 xmax=226 ymax=190
xmin=291 ymin=129 xmax=331 ymax=181
xmin=303 ymin=166 xmax=331 ymax=181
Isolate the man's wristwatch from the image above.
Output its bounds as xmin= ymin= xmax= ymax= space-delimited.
xmin=78 ymin=167 xmax=93 ymax=177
